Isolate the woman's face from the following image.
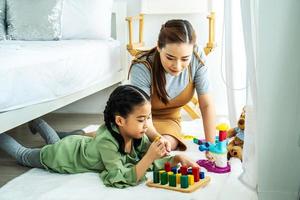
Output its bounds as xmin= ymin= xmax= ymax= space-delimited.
xmin=158 ymin=43 xmax=194 ymax=76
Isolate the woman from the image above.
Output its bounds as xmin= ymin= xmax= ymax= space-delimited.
xmin=128 ymin=19 xmax=216 ymax=151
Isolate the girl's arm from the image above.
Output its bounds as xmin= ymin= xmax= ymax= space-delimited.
xmin=135 ymin=139 xmax=167 ymax=181
xmin=198 ymin=93 xmax=216 ymax=144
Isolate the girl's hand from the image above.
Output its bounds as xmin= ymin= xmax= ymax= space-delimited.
xmin=174 ymin=154 xmax=199 ymax=168
xmin=146 ymin=139 xmax=167 ymax=161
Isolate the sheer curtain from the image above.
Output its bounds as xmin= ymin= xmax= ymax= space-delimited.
xmin=223 ymin=0 xmax=246 ymax=126
xmin=236 ymin=0 xmax=300 ymax=198
xmin=223 ymin=0 xmax=258 ymax=191
xmin=239 ymin=0 xmax=258 ymax=190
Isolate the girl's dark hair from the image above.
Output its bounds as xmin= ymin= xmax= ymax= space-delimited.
xmin=147 ymin=19 xmax=196 ymax=104
xmin=103 ymin=85 xmax=150 ymax=154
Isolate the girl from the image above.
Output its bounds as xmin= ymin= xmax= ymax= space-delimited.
xmin=128 ymin=19 xmax=216 ymax=153
xmin=0 ymin=85 xmax=198 ymax=188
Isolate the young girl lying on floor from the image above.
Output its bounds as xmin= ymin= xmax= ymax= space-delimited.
xmin=0 ymin=85 xmax=198 ymax=188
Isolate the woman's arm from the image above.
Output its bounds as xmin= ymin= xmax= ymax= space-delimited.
xmin=171 ymin=154 xmax=199 ymax=168
xmin=198 ymin=93 xmax=216 ymax=144
xmin=145 ymin=120 xmax=171 ymax=153
xmin=145 ymin=121 xmax=160 ymax=141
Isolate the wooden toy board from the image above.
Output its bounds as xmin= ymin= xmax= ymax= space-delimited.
xmin=146 ymin=176 xmax=211 ymax=193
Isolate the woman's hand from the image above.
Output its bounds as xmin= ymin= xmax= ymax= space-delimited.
xmin=146 ymin=139 xmax=167 ymax=161
xmin=174 ymin=154 xmax=199 ymax=168
xmin=158 ymin=136 xmax=171 ymax=155
xmin=205 ymin=151 xmax=215 ymax=161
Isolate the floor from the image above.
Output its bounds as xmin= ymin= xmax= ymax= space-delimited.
xmin=0 ymin=113 xmax=102 ymax=187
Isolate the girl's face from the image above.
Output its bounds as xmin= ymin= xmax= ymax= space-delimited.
xmin=158 ymin=43 xmax=194 ymax=76
xmin=116 ymin=102 xmax=151 ymax=140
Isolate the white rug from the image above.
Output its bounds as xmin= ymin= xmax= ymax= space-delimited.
xmin=0 ymin=119 xmax=258 ymax=200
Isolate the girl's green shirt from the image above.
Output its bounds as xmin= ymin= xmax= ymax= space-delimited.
xmin=40 ymin=124 xmax=174 ymax=188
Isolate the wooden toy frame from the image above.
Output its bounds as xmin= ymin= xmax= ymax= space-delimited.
xmin=146 ymin=176 xmax=211 ymax=193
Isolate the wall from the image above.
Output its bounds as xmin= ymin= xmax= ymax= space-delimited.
xmin=257 ymin=0 xmax=300 ymax=199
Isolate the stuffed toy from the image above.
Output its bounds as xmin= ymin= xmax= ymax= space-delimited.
xmin=227 ymin=108 xmax=245 ymax=161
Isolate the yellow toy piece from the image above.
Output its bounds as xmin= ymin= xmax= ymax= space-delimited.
xmin=183 ymin=135 xmax=196 ymax=140
xmin=216 ymin=123 xmax=229 ymax=131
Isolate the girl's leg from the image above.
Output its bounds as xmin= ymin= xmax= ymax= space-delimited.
xmin=29 ymin=125 xmax=84 ymax=139
xmin=28 ymin=119 xmax=95 ymax=139
xmin=0 ymin=133 xmax=44 ymax=168
xmin=28 ymin=118 xmax=60 ymax=144
xmin=56 ymin=130 xmax=85 ymax=139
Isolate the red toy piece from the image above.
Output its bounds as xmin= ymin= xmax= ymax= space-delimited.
xmin=192 ymin=167 xmax=200 ymax=182
xmin=164 ymin=162 xmax=171 ymax=172
xmin=180 ymin=165 xmax=188 ymax=175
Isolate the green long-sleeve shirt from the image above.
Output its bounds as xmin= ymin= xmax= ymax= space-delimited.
xmin=40 ymin=124 xmax=174 ymax=188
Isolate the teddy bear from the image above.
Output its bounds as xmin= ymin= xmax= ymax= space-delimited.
xmin=227 ymin=108 xmax=245 ymax=161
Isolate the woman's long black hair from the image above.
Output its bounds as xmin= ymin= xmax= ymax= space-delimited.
xmin=103 ymin=85 xmax=150 ymax=154
xmin=153 ymin=19 xmax=196 ymax=104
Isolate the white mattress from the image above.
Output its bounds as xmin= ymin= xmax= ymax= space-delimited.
xmin=0 ymin=39 xmax=122 ymax=112
xmin=0 ymin=119 xmax=258 ymax=200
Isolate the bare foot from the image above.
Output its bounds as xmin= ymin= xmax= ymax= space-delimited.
xmin=83 ymin=131 xmax=97 ymax=137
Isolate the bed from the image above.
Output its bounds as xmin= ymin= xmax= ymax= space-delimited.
xmin=0 ymin=1 xmax=127 ymax=134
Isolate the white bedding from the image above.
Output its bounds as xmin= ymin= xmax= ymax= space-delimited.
xmin=0 ymin=39 xmax=121 ymax=112
xmin=0 ymin=120 xmax=258 ymax=200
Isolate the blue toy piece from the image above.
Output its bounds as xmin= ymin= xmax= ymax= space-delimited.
xmin=198 ymin=137 xmax=228 ymax=154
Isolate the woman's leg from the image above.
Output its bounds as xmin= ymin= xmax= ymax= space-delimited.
xmin=0 ymin=133 xmax=44 ymax=168
xmin=28 ymin=119 xmax=60 ymax=144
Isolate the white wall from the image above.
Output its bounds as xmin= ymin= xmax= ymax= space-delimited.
xmin=257 ymin=0 xmax=300 ymax=199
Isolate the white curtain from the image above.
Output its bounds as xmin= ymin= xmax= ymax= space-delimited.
xmin=223 ymin=0 xmax=247 ymax=126
xmin=223 ymin=0 xmax=258 ymax=192
xmin=239 ymin=0 xmax=258 ymax=191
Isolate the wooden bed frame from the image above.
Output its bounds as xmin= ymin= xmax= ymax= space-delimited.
xmin=0 ymin=1 xmax=127 ymax=133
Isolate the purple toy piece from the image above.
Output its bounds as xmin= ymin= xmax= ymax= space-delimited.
xmin=196 ymin=159 xmax=231 ymax=173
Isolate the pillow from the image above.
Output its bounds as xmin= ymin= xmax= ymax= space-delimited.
xmin=0 ymin=0 xmax=5 ymax=40
xmin=61 ymin=0 xmax=113 ymax=39
xmin=6 ymin=0 xmax=63 ymax=40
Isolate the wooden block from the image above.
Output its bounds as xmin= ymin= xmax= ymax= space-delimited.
xmin=164 ymin=162 xmax=171 ymax=172
xmin=180 ymin=175 xmax=189 ymax=188
xmin=169 ymin=174 xmax=177 ymax=187
xmin=188 ymin=175 xmax=194 ymax=185
xmin=176 ymin=173 xmax=181 ymax=184
xmin=153 ymin=171 xmax=160 ymax=183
